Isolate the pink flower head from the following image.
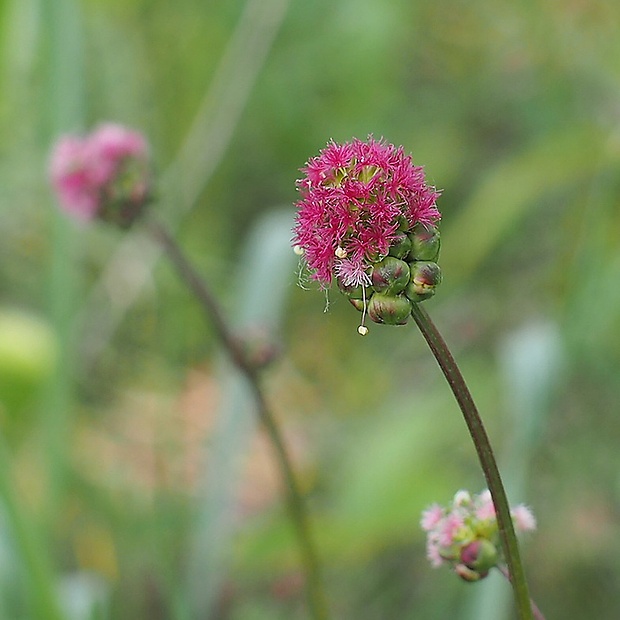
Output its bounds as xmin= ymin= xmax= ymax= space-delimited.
xmin=420 ymin=490 xmax=536 ymax=580
xmin=292 ymin=137 xmax=440 ymax=288
xmin=49 ymin=122 xmax=151 ymax=226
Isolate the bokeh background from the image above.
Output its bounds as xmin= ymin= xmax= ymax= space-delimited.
xmin=1 ymin=0 xmax=620 ymax=618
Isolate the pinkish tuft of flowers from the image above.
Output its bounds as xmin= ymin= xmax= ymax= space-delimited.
xmin=49 ymin=123 xmax=151 ymax=227
xmin=292 ymin=137 xmax=440 ymax=288
xmin=421 ymin=489 xmax=536 ymax=580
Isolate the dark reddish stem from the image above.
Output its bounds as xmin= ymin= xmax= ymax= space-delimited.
xmin=410 ymin=303 xmax=539 ymax=620
xmin=497 ymin=565 xmax=546 ymax=620
xmin=146 ymin=216 xmax=330 ymax=620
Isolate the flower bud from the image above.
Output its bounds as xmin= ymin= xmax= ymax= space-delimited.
xmin=337 ymin=278 xmax=365 ymax=300
xmin=408 ymin=223 xmax=441 ymax=262
xmin=349 ymin=298 xmax=365 ymax=312
xmin=396 ymin=214 xmax=410 ymax=232
xmin=367 ymin=293 xmax=411 ymax=325
xmin=454 ymin=563 xmax=489 ymax=582
xmin=370 ymin=257 xmax=410 ymax=295
xmin=460 ymin=539 xmax=498 ymax=572
xmin=388 ymin=233 xmax=412 ymax=260
xmin=405 ymin=261 xmax=442 ymax=302
xmin=236 ymin=326 xmax=280 ymax=370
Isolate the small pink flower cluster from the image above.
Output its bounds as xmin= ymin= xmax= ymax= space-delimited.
xmin=292 ymin=137 xmax=440 ymax=288
xmin=421 ymin=490 xmax=536 ymax=581
xmin=49 ymin=123 xmax=150 ymax=226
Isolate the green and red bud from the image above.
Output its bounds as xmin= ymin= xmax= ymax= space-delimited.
xmin=388 ymin=233 xmax=413 ymax=260
xmin=337 ymin=278 xmax=366 ymax=300
xmin=408 ymin=223 xmax=441 ymax=262
xmin=460 ymin=539 xmax=499 ymax=573
xmin=405 ymin=261 xmax=442 ymax=302
xmin=367 ymin=293 xmax=412 ymax=325
xmin=349 ymin=298 xmax=365 ymax=312
xmin=370 ymin=257 xmax=410 ymax=295
xmin=454 ymin=563 xmax=489 ymax=583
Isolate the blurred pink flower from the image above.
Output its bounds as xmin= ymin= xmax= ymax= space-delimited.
xmin=511 ymin=504 xmax=537 ymax=532
xmin=421 ymin=489 xmax=536 ymax=579
xmin=438 ymin=512 xmax=465 ymax=547
xmin=86 ymin=123 xmax=148 ymax=186
xmin=426 ymin=535 xmax=446 ymax=568
xmin=49 ymin=123 xmax=150 ymax=225
xmin=475 ymin=489 xmax=496 ymax=521
xmin=292 ymin=137 xmax=440 ymax=287
xmin=420 ymin=503 xmax=444 ymax=531
xmin=49 ymin=136 xmax=100 ymax=219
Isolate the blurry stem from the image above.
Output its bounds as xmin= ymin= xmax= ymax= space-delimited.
xmin=145 ymin=216 xmax=330 ymax=620
xmin=497 ymin=566 xmax=546 ymax=620
xmin=0 ymin=439 xmax=63 ymax=620
xmin=410 ymin=303 xmax=538 ymax=620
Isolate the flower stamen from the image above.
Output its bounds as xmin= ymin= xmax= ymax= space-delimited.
xmin=357 ymin=284 xmax=369 ymax=336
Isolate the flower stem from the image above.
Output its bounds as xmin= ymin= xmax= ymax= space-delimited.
xmin=146 ymin=216 xmax=330 ymax=620
xmin=497 ymin=566 xmax=546 ymax=620
xmin=410 ymin=303 xmax=536 ymax=620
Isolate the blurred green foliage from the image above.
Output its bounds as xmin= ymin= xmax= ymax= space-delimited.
xmin=1 ymin=0 xmax=620 ymax=618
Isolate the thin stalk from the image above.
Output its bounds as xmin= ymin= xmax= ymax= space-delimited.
xmin=145 ymin=216 xmax=329 ymax=620
xmin=497 ymin=566 xmax=545 ymax=620
xmin=410 ymin=303 xmax=538 ymax=620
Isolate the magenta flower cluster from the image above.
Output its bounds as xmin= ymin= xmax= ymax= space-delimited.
xmin=292 ymin=137 xmax=440 ymax=288
xmin=49 ymin=123 xmax=150 ymax=225
xmin=421 ymin=490 xmax=536 ymax=581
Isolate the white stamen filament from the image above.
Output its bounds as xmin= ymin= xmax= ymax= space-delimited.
xmin=358 ymin=284 xmax=369 ymax=336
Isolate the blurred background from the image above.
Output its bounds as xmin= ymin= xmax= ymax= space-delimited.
xmin=1 ymin=0 xmax=620 ymax=618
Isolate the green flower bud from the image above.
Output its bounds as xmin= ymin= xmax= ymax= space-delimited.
xmin=349 ymin=298 xmax=365 ymax=312
xmin=368 ymin=293 xmax=411 ymax=325
xmin=405 ymin=261 xmax=442 ymax=302
xmin=371 ymin=257 xmax=410 ymax=295
xmin=337 ymin=277 xmax=365 ymax=300
xmin=388 ymin=233 xmax=413 ymax=259
xmin=396 ymin=215 xmax=410 ymax=232
xmin=460 ymin=539 xmax=499 ymax=573
xmin=408 ymin=223 xmax=441 ymax=262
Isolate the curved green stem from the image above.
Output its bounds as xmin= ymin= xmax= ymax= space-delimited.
xmin=146 ymin=217 xmax=329 ymax=620
xmin=410 ymin=303 xmax=537 ymax=620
